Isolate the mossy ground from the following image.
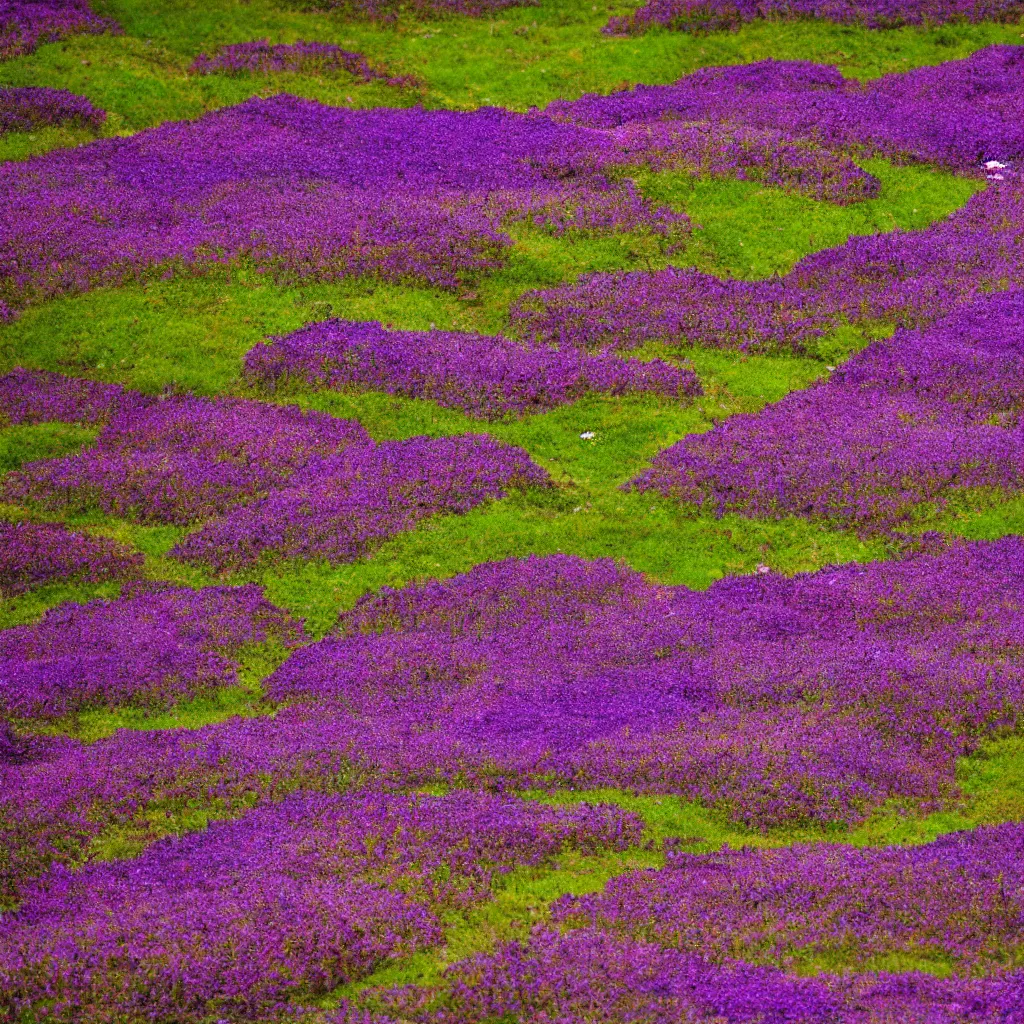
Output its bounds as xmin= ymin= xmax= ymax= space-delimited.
xmin=2 ymin=0 xmax=1023 ymax=1000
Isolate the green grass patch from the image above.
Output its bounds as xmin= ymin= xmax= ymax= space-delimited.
xmin=0 ymin=0 xmax=1021 ymax=138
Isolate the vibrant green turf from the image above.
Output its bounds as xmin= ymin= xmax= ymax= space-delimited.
xmin=0 ymin=0 xmax=1022 ymax=153
xmin=2 ymin=0 xmax=1023 ymax=1006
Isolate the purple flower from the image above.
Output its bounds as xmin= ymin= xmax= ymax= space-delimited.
xmin=0 ymin=582 xmax=305 ymax=719
xmin=246 ymin=318 xmax=701 ymax=419
xmin=0 ymin=790 xmax=639 ymax=1021
xmin=0 ymin=0 xmax=118 ymax=61
xmin=606 ymin=0 xmax=1024 ymax=34
xmin=630 ymin=290 xmax=1024 ymax=533
xmin=0 ymin=520 xmax=142 ymax=597
xmin=3 ymin=389 xmax=370 ymax=525
xmin=0 ymin=87 xmax=104 ymax=134
xmin=171 ymin=434 xmax=550 ymax=569
xmin=191 ymin=38 xmax=416 ymax=86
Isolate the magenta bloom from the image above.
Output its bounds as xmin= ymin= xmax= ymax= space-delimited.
xmin=3 ymin=390 xmax=370 ymax=525
xmin=171 ymin=434 xmax=550 ymax=569
xmin=630 ymin=290 xmax=1024 ymax=533
xmin=0 ymin=582 xmax=305 ymax=719
xmin=191 ymin=38 xmax=415 ymax=86
xmin=0 ymin=87 xmax=104 ymax=134
xmin=0 ymin=97 xmax=685 ymax=316
xmin=310 ymin=0 xmax=536 ymax=19
xmin=0 ymin=0 xmax=118 ymax=61
xmin=549 ymin=48 xmax=1024 ymax=175
xmin=0 ymin=368 xmax=148 ymax=426
xmin=0 ymin=521 xmax=142 ymax=597
xmin=332 ymin=926 xmax=1024 ymax=1023
xmin=555 ymin=820 xmax=1024 ymax=973
xmin=246 ymin=318 xmax=701 ymax=419
xmin=0 ymin=789 xmax=638 ymax=1021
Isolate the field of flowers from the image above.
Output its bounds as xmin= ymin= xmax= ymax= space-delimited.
xmin=1 ymin=0 xmax=1023 ymax=1020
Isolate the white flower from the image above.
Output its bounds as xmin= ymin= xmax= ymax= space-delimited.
xmin=988 ymin=173 xmax=1005 ymax=181
xmin=825 ymin=365 xmax=836 ymax=372
xmin=984 ymin=160 xmax=1007 ymax=170
xmin=756 ymin=564 xmax=771 ymax=574
xmin=580 ymin=431 xmax=596 ymax=440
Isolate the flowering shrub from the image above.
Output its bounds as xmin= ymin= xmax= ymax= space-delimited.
xmin=0 ymin=520 xmax=142 ymax=596
xmin=171 ymin=434 xmax=550 ymax=569
xmin=606 ymin=0 xmax=1024 ymax=33
xmin=510 ymin=179 xmax=1023 ymax=354
xmin=0 ymin=0 xmax=118 ymax=61
xmin=245 ymin=318 xmax=701 ymax=419
xmin=254 ymin=541 xmax=1024 ymax=828
xmin=0 ymin=87 xmax=104 ymax=134
xmin=515 ymin=51 xmax=1024 ymax=356
xmin=0 ymin=369 xmax=148 ymax=427
xmin=604 ymin=121 xmax=881 ymax=203
xmin=550 ymin=48 xmax=1024 ymax=176
xmin=555 ymin=821 xmax=1024 ymax=973
xmin=0 ymin=790 xmax=639 ymax=1021
xmin=630 ymin=290 xmax=1024 ymax=532
xmin=332 ymin=928 xmax=1024 ymax=1023
xmin=0 ymin=96 xmax=687 ymax=315
xmin=191 ymin=38 xmax=414 ymax=86
xmin=3 ymin=391 xmax=371 ymax=524
xmin=7 ymin=538 xmax=1019 ymax=895
xmin=0 ymin=582 xmax=305 ymax=719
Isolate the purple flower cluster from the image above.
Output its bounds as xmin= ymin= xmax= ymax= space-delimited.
xmin=0 ymin=582 xmax=304 ymax=720
xmin=631 ymin=289 xmax=1024 ymax=532
xmin=0 ymin=371 xmax=545 ymax=568
xmin=605 ymin=120 xmax=881 ymax=204
xmin=511 ymin=176 xmax=1023 ymax=354
xmin=245 ymin=318 xmax=702 ymax=420
xmin=0 ymin=0 xmax=117 ymax=61
xmin=0 ymin=521 xmax=142 ymax=597
xmin=0 ymin=96 xmax=687 ymax=314
xmin=606 ymin=0 xmax=1024 ymax=33
xmin=516 ymin=50 xmax=1024 ymax=355
xmin=310 ymin=0 xmax=537 ymax=19
xmin=190 ymin=38 xmax=414 ymax=86
xmin=555 ymin=821 xmax=1024 ymax=973
xmin=334 ymin=927 xmax=1024 ymax=1024
xmin=170 ymin=434 xmax=549 ymax=569
xmin=0 ymin=368 xmax=147 ymax=426
xmin=0 ymin=790 xmax=639 ymax=1022
xmin=6 ymin=540 xmax=1022 ymax=892
xmin=3 ymin=387 xmax=370 ymax=525
xmin=0 ymin=720 xmax=76 ymax=768
xmin=0 ymin=718 xmax=22 ymax=762
xmin=0 ymin=87 xmax=104 ymax=134
xmin=550 ymin=48 xmax=1024 ymax=179
xmin=266 ymin=539 xmax=1024 ymax=827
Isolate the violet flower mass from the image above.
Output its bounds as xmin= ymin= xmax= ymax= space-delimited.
xmin=245 ymin=317 xmax=702 ymax=419
xmin=0 ymin=0 xmax=117 ymax=61
xmin=0 ymin=789 xmax=639 ymax=1021
xmin=630 ymin=289 xmax=1024 ymax=533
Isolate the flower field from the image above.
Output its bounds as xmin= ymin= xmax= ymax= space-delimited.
xmin=1 ymin=1 xmax=1024 ymax=1021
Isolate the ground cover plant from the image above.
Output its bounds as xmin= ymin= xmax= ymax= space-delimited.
xmin=0 ymin=0 xmax=117 ymax=62
xmin=2 ymin=0 xmax=1024 ymax=1020
xmin=631 ymin=288 xmax=1024 ymax=532
xmin=607 ymin=0 xmax=1024 ymax=34
xmin=190 ymin=39 xmax=412 ymax=84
